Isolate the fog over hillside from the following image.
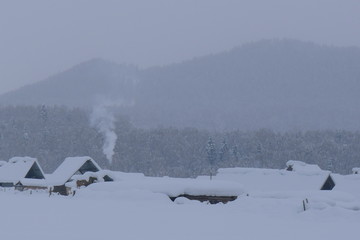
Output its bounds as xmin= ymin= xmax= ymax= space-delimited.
xmin=1 ymin=39 xmax=360 ymax=131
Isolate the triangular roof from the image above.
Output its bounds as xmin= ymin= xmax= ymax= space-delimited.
xmin=320 ymin=175 xmax=336 ymax=190
xmin=0 ymin=157 xmax=45 ymax=184
xmin=47 ymin=156 xmax=101 ymax=186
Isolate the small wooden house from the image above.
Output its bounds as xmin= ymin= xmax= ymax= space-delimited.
xmin=0 ymin=157 xmax=47 ymax=190
xmin=47 ymin=156 xmax=103 ymax=195
xmin=14 ymin=179 xmax=48 ymax=191
xmin=286 ymin=160 xmax=335 ymax=190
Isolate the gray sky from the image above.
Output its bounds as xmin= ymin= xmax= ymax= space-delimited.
xmin=1 ymin=0 xmax=360 ymax=94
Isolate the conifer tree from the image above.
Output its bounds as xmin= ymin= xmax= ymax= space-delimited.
xmin=219 ymin=139 xmax=229 ymax=161
xmin=206 ymin=137 xmax=217 ymax=179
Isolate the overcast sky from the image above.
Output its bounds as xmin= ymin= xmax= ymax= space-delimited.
xmin=0 ymin=0 xmax=360 ymax=94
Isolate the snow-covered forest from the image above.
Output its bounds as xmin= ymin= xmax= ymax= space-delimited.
xmin=1 ymin=105 xmax=359 ymax=176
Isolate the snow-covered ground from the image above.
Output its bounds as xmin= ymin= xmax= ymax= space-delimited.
xmin=1 ymin=184 xmax=359 ymax=240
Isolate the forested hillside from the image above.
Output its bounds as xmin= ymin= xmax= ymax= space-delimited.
xmin=0 ymin=106 xmax=359 ymax=176
xmin=2 ymin=40 xmax=360 ymax=131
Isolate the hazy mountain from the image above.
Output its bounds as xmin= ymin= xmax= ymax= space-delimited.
xmin=0 ymin=58 xmax=138 ymax=107
xmin=1 ymin=39 xmax=360 ymax=131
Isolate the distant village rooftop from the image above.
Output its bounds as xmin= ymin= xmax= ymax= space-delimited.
xmin=213 ymin=161 xmax=335 ymax=192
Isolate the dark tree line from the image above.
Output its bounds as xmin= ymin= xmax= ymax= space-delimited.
xmin=0 ymin=105 xmax=359 ymax=177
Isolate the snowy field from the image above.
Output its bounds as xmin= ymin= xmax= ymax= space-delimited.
xmin=1 ymin=185 xmax=359 ymax=240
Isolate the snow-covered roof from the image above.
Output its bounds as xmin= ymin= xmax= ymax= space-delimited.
xmin=286 ymin=160 xmax=323 ymax=175
xmin=332 ymin=173 xmax=360 ymax=195
xmin=47 ymin=156 xmax=101 ymax=186
xmin=70 ymin=170 xmax=113 ymax=182
xmin=85 ymin=174 xmax=245 ymax=197
xmin=59 ymin=167 xmax=243 ymax=197
xmin=212 ymin=166 xmax=331 ymax=192
xmin=17 ymin=179 xmax=48 ymax=187
xmin=65 ymin=170 xmax=115 ymax=187
xmin=352 ymin=168 xmax=360 ymax=174
xmin=66 ymin=170 xmax=145 ymax=188
xmin=108 ymin=171 xmax=145 ymax=181
xmin=0 ymin=157 xmax=45 ymax=184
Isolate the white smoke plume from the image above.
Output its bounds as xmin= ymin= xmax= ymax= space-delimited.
xmin=90 ymin=104 xmax=118 ymax=165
